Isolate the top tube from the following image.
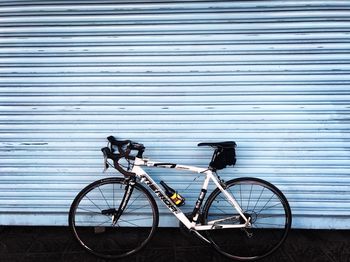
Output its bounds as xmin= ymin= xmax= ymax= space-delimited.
xmin=134 ymin=157 xmax=209 ymax=174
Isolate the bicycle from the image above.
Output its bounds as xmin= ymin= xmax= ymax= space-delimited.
xmin=69 ymin=136 xmax=292 ymax=261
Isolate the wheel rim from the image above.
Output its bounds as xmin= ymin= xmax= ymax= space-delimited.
xmin=70 ymin=179 xmax=158 ymax=259
xmin=204 ymin=179 xmax=291 ymax=260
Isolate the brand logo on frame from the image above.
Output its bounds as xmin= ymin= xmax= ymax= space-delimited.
xmin=141 ymin=175 xmax=179 ymax=213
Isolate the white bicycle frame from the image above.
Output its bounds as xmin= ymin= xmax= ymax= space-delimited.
xmin=131 ymin=157 xmax=251 ymax=231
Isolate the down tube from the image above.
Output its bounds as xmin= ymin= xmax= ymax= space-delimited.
xmin=132 ymin=165 xmax=193 ymax=229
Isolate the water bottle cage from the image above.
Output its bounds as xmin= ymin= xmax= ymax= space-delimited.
xmin=170 ymin=192 xmax=185 ymax=207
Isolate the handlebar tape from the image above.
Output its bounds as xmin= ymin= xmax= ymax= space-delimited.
xmin=101 ymin=147 xmax=136 ymax=176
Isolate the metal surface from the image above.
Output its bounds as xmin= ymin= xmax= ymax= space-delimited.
xmin=0 ymin=0 xmax=349 ymax=228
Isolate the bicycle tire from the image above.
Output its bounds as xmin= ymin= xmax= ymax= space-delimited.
xmin=69 ymin=177 xmax=159 ymax=259
xmin=203 ymin=177 xmax=292 ymax=261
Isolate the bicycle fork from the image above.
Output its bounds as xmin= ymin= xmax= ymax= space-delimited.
xmin=101 ymin=178 xmax=135 ymax=225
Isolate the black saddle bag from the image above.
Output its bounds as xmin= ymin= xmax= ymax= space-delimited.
xmin=210 ymin=147 xmax=236 ymax=170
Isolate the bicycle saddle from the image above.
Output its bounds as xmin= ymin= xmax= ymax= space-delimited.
xmin=198 ymin=141 xmax=236 ymax=148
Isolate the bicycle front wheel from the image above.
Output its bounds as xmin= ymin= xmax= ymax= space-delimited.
xmin=203 ymin=177 xmax=291 ymax=261
xmin=69 ymin=177 xmax=159 ymax=259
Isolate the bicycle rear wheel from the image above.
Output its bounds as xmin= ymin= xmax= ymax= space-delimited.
xmin=69 ymin=177 xmax=159 ymax=259
xmin=203 ymin=177 xmax=291 ymax=261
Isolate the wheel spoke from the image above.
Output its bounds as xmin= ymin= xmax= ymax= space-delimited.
xmin=239 ymin=184 xmax=243 ymax=208
xmin=120 ymin=216 xmax=153 ymax=223
xmin=252 ymin=187 xmax=265 ymax=212
xmin=254 ymin=222 xmax=285 ymax=227
xmin=255 ymin=193 xmax=276 ymax=215
xmin=123 ymin=193 xmax=143 ymax=213
xmin=96 ymin=218 xmax=112 ymax=227
xmin=257 ymin=213 xmax=285 ymax=219
xmin=246 ymin=184 xmax=253 ymax=211
xmin=77 ymin=207 xmax=108 ymax=216
xmin=127 ymin=203 xmax=153 ymax=214
xmin=98 ymin=186 xmax=111 ymax=209
xmin=117 ymin=219 xmax=141 ymax=227
xmin=209 ymin=204 xmax=230 ymax=215
xmin=85 ymin=196 xmax=103 ymax=212
xmin=256 ymin=200 xmax=281 ymax=215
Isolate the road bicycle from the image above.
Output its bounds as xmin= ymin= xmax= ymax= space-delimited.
xmin=69 ymin=136 xmax=292 ymax=261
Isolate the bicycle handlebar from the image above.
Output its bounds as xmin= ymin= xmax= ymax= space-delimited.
xmin=101 ymin=146 xmax=136 ymax=176
xmin=101 ymin=136 xmax=145 ymax=176
xmin=107 ymin=136 xmax=145 ymax=158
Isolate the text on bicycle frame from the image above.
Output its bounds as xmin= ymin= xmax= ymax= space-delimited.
xmin=141 ymin=175 xmax=180 ymax=214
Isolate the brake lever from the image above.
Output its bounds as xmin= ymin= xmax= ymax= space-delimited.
xmin=103 ymin=154 xmax=109 ymax=173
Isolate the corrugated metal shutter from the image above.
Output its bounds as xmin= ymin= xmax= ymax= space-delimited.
xmin=0 ymin=0 xmax=349 ymax=228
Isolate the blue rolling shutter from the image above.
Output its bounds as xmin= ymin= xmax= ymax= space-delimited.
xmin=0 ymin=0 xmax=349 ymax=228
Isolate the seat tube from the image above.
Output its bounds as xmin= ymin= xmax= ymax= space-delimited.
xmin=191 ymin=173 xmax=211 ymax=224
